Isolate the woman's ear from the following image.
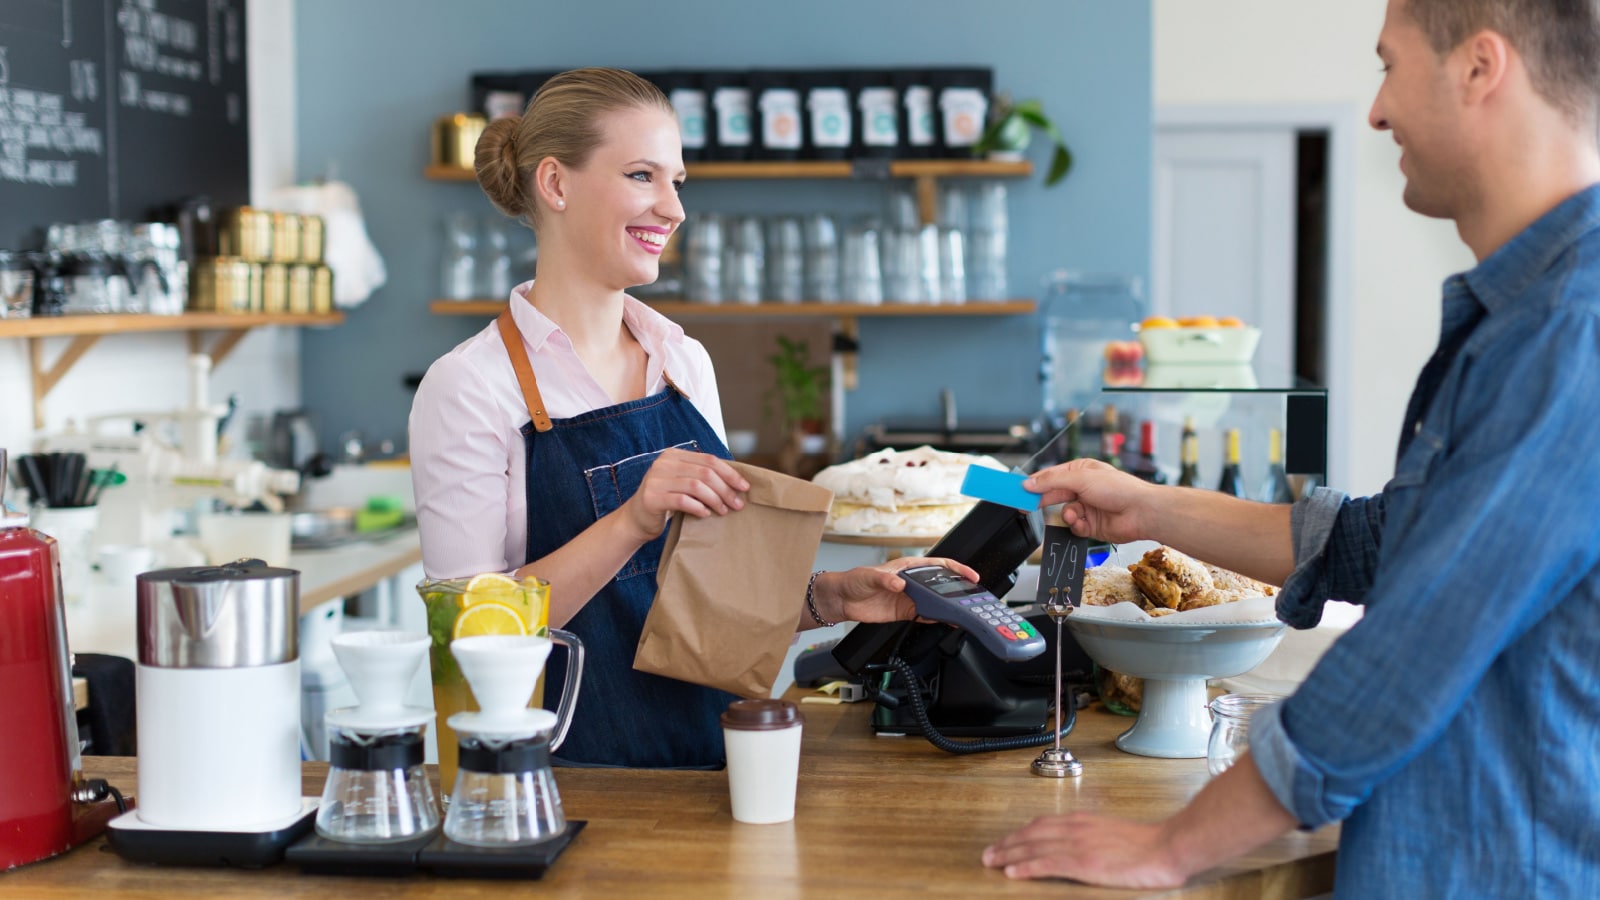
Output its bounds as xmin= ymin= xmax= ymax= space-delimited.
xmin=533 ymin=157 xmax=568 ymax=212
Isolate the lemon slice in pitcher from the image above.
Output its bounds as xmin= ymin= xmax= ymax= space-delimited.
xmin=463 ymin=572 xmax=542 ymax=632
xmin=452 ymin=601 xmax=528 ymax=639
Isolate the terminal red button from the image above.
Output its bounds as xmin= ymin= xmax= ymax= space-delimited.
xmin=997 ymin=626 xmax=1016 ymax=640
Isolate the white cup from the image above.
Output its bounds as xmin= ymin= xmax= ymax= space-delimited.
xmin=31 ymin=505 xmax=100 ymax=604
xmin=97 ymin=543 xmax=155 ymax=588
xmin=722 ymin=699 xmax=804 ymax=825
xmin=196 ymin=511 xmax=291 ymax=567
xmin=727 ymin=430 xmax=758 ymax=458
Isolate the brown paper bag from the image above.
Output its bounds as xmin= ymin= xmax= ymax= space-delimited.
xmin=634 ymin=461 xmax=834 ymax=698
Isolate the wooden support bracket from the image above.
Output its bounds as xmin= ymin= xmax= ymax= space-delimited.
xmin=915 ymin=174 xmax=939 ymax=226
xmin=187 ymin=327 xmax=251 ymax=367
xmin=29 ymin=335 xmax=103 ymax=430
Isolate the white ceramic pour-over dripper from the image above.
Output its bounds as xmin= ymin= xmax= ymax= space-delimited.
xmin=325 ymin=630 xmax=434 ymax=730
xmin=448 ymin=635 xmax=556 ymax=740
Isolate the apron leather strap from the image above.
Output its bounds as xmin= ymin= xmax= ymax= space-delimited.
xmin=497 ymin=309 xmax=553 ymax=433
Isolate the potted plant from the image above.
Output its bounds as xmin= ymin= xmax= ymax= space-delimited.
xmin=763 ymin=336 xmax=830 ymax=474
xmin=972 ymin=93 xmax=1074 ymax=187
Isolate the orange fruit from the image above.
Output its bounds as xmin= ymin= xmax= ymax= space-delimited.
xmin=1178 ymin=315 xmax=1220 ymax=328
xmin=1139 ymin=316 xmax=1179 ymax=330
xmin=1218 ymin=316 xmax=1246 ymax=328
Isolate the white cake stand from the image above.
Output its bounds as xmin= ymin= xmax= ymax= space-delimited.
xmin=1066 ymin=616 xmax=1286 ymax=758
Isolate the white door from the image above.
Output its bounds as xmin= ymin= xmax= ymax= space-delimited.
xmin=1153 ymin=127 xmax=1297 ymax=377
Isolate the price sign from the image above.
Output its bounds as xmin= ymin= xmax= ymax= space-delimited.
xmin=1036 ymin=525 xmax=1090 ymax=609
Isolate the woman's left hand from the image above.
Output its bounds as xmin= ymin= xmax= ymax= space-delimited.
xmin=811 ymin=557 xmax=982 ymax=625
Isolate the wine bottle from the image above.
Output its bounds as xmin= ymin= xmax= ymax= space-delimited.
xmin=1262 ymin=427 xmax=1295 ymax=503
xmin=1217 ymin=428 xmax=1246 ymax=497
xmin=1177 ymin=417 xmax=1201 ymax=487
xmin=1130 ymin=420 xmax=1168 ymax=484
xmin=1099 ymin=405 xmax=1124 ymax=470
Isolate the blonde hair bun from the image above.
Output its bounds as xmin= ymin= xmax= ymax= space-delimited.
xmin=475 ymin=117 xmax=526 ymax=218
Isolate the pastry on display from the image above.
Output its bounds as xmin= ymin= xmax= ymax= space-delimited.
xmin=811 ymin=445 xmax=1009 ymax=538
xmin=1090 ymin=545 xmax=1277 ymax=615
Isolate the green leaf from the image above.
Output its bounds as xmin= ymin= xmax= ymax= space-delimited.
xmin=1046 ymin=144 xmax=1074 ymax=186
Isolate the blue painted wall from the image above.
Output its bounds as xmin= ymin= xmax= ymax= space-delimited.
xmin=295 ymin=0 xmax=1151 ymax=452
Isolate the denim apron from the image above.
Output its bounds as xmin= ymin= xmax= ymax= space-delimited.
xmin=496 ymin=311 xmax=738 ymax=768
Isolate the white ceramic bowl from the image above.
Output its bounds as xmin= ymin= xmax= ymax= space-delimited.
xmin=1067 ymin=616 xmax=1285 ymax=758
xmin=1138 ymin=325 xmax=1261 ymax=365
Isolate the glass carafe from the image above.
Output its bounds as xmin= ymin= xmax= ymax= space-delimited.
xmin=443 ymin=633 xmax=585 ymax=847
xmin=316 ymin=725 xmax=440 ymax=843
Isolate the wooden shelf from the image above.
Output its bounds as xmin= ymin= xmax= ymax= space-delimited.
xmin=429 ymin=299 xmax=1035 ymax=318
xmin=426 ymin=157 xmax=1031 ymax=225
xmin=424 ymin=159 xmax=1032 ymax=182
xmin=0 ymin=310 xmax=344 ymax=339
xmin=3 ymin=311 xmax=345 ymax=429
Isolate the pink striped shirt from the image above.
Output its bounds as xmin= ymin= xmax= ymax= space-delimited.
xmin=408 ymin=282 xmax=726 ymax=579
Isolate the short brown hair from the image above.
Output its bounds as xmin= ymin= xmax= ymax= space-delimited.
xmin=475 ymin=67 xmax=674 ymax=223
xmin=1402 ymin=0 xmax=1600 ymax=122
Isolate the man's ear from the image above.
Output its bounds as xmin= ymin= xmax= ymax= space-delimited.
xmin=1459 ymin=29 xmax=1511 ymax=107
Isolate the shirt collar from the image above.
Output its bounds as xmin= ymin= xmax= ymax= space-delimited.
xmin=505 ymin=281 xmax=686 ymax=355
xmin=1463 ymin=183 xmax=1600 ymax=315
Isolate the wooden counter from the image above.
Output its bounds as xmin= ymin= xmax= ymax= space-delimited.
xmin=5 ymin=697 xmax=1337 ymax=898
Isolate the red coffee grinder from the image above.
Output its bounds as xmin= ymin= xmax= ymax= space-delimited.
xmin=0 ymin=448 xmax=123 ymax=869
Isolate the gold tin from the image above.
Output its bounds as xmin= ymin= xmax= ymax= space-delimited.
xmin=219 ymin=207 xmax=273 ymax=262
xmin=311 ymin=265 xmax=334 ymax=313
xmin=270 ymin=212 xmax=301 ymax=263
xmin=189 ymin=256 xmax=252 ymax=312
xmin=288 ymin=264 xmax=313 ymax=313
xmin=262 ymin=263 xmax=289 ymax=313
xmin=245 ymin=263 xmax=265 ymax=312
xmin=299 ymin=214 xmax=325 ymax=264
xmin=431 ymin=112 xmax=487 ymax=170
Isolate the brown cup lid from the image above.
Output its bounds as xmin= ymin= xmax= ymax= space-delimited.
xmin=720 ymin=699 xmax=803 ymax=731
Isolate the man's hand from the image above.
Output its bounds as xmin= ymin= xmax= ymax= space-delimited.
xmin=982 ymin=813 xmax=1186 ymax=888
xmin=1024 ymin=458 xmax=1156 ymax=544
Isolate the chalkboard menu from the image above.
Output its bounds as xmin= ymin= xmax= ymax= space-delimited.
xmin=0 ymin=0 xmax=249 ymax=249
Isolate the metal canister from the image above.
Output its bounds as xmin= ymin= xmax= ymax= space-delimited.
xmin=270 ymin=212 xmax=301 ymax=264
xmin=244 ymin=262 xmax=264 ymax=312
xmin=189 ymin=256 xmax=251 ymax=312
xmin=134 ymin=561 xmax=302 ymax=829
xmin=261 ymin=263 xmax=289 ymax=313
xmin=299 ymin=214 xmax=325 ymax=264
xmin=219 ymin=207 xmax=274 ymax=262
xmin=311 ymin=264 xmax=334 ymax=313
xmin=287 ymin=264 xmax=313 ymax=313
xmin=431 ymin=112 xmax=487 ymax=169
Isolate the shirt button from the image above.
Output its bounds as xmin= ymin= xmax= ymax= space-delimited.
xmin=1414 ymin=421 xmax=1422 ymax=435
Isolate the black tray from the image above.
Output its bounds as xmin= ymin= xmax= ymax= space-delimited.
xmin=105 ymin=803 xmax=318 ymax=869
xmin=286 ymin=821 xmax=585 ymax=879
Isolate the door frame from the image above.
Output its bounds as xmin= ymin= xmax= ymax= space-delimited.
xmin=1155 ymin=104 xmax=1356 ymax=492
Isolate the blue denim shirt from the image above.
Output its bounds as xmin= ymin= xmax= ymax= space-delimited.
xmin=1250 ymin=186 xmax=1600 ymax=899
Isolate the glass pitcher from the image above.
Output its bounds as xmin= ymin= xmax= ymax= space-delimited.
xmin=418 ymin=575 xmax=551 ymax=789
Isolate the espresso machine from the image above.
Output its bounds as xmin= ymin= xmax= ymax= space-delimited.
xmin=0 ymin=449 xmax=124 ymax=870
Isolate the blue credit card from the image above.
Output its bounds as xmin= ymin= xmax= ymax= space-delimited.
xmin=960 ymin=465 xmax=1041 ymax=511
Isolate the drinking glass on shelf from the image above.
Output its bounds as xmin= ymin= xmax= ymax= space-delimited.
xmin=723 ymin=216 xmax=764 ymax=305
xmin=841 ymin=219 xmax=883 ymax=305
xmin=478 ymin=216 xmax=512 ymax=300
xmin=803 ymin=214 xmax=840 ymax=302
xmin=440 ymin=212 xmax=477 ymax=300
xmin=881 ymin=227 xmax=922 ymax=303
xmin=766 ymin=216 xmax=803 ymax=304
xmin=938 ymin=182 xmax=970 ymax=232
xmin=967 ymin=227 xmax=1008 ymax=301
xmin=685 ymin=213 xmax=725 ymax=304
xmin=939 ymin=226 xmax=967 ymax=304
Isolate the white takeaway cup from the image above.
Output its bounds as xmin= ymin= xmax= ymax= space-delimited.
xmin=721 ymin=699 xmax=804 ymax=825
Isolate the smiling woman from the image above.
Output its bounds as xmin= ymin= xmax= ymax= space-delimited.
xmin=407 ymin=68 xmax=977 ymax=769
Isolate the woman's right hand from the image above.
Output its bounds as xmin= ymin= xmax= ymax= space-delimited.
xmin=620 ymin=449 xmax=751 ymax=544
xmin=1024 ymin=458 xmax=1158 ymax=545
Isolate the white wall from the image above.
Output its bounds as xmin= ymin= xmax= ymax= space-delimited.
xmin=0 ymin=1 xmax=301 ymax=457
xmin=1154 ymin=0 xmax=1475 ymax=496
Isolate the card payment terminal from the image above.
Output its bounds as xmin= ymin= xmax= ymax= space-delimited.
xmin=899 ymin=566 xmax=1047 ymax=663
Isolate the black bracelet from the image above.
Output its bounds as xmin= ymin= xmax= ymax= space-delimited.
xmin=805 ymin=570 xmax=837 ymax=627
